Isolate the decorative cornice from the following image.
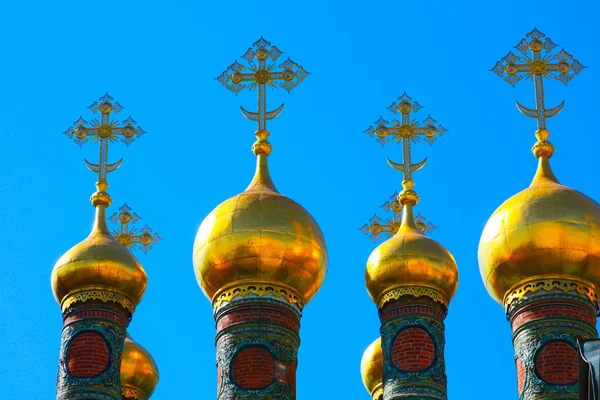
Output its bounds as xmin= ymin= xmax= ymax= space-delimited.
xmin=372 ymin=386 xmax=383 ymax=400
xmin=61 ymin=289 xmax=135 ymax=314
xmin=378 ymin=285 xmax=449 ymax=310
xmin=122 ymin=387 xmax=147 ymax=400
xmin=504 ymin=277 xmax=598 ymax=312
xmin=212 ymin=281 xmax=304 ymax=311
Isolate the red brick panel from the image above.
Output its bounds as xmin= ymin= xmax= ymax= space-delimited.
xmin=217 ymin=308 xmax=299 ymax=332
xmin=66 ymin=332 xmax=110 ymax=377
xmin=64 ymin=310 xmax=128 ymax=328
xmin=391 ymin=327 xmax=436 ymax=371
xmin=231 ymin=347 xmax=276 ymax=389
xmin=511 ymin=304 xmax=596 ymax=331
xmin=535 ymin=341 xmax=578 ymax=385
xmin=381 ymin=304 xmax=445 ymax=323
xmin=516 ymin=358 xmax=525 ymax=395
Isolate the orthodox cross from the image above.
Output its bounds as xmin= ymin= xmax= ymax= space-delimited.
xmin=364 ymin=93 xmax=447 ymax=184
xmin=216 ymin=37 xmax=308 ymax=131
xmin=109 ymin=204 xmax=162 ymax=254
xmin=360 ymin=191 xmax=436 ymax=243
xmin=492 ymin=28 xmax=584 ymax=131
xmin=63 ymin=93 xmax=146 ymax=185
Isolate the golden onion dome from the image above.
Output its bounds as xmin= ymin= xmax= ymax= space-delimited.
xmin=193 ymin=130 xmax=328 ymax=307
xmin=51 ymin=188 xmax=147 ymax=312
xmin=121 ymin=335 xmax=159 ymax=400
xmin=479 ymin=132 xmax=600 ymax=305
xmin=366 ymin=181 xmax=458 ymax=308
xmin=361 ymin=337 xmax=383 ymax=400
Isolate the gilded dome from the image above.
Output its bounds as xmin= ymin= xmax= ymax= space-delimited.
xmin=366 ymin=203 xmax=458 ymax=307
xmin=361 ymin=337 xmax=383 ymax=399
xmin=121 ymin=335 xmax=159 ymax=400
xmin=479 ymin=156 xmax=600 ymax=304
xmin=51 ymin=205 xmax=147 ymax=309
xmin=193 ymin=153 xmax=328 ymax=306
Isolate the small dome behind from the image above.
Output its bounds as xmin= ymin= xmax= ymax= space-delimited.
xmin=193 ymin=153 xmax=328 ymax=307
xmin=479 ymin=156 xmax=600 ymax=305
xmin=51 ymin=206 xmax=147 ymax=311
xmin=121 ymin=335 xmax=159 ymax=400
xmin=361 ymin=337 xmax=383 ymax=399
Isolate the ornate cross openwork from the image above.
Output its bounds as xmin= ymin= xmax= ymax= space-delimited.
xmin=359 ymin=191 xmax=436 ymax=242
xmin=63 ymin=93 xmax=146 ymax=185
xmin=109 ymin=204 xmax=162 ymax=254
xmin=492 ymin=28 xmax=585 ymax=131
xmin=216 ymin=37 xmax=309 ymax=131
xmin=364 ymin=93 xmax=447 ymax=183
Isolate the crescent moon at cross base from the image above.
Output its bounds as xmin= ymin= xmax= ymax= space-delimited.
xmin=84 ymin=158 xmax=123 ymax=173
xmin=516 ymin=100 xmax=564 ymax=118
xmin=386 ymin=157 xmax=427 ymax=173
xmin=240 ymin=103 xmax=285 ymax=121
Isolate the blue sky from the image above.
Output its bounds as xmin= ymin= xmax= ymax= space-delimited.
xmin=0 ymin=0 xmax=598 ymax=398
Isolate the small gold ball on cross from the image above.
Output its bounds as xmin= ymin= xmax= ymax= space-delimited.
xmin=122 ymin=125 xmax=136 ymax=138
xmin=117 ymin=235 xmax=132 ymax=247
xmin=98 ymin=125 xmax=112 ymax=138
xmin=230 ymin=71 xmax=243 ymax=84
xmin=398 ymin=124 xmax=413 ymax=138
xmin=369 ymin=223 xmax=382 ymax=235
xmin=140 ymin=233 xmax=153 ymax=246
xmin=424 ymin=125 xmax=436 ymax=138
xmin=529 ymin=38 xmax=543 ymax=52
xmin=99 ymin=101 xmax=113 ymax=114
xmin=558 ymin=61 xmax=570 ymax=73
xmin=505 ymin=62 xmax=518 ymax=75
xmin=255 ymin=48 xmax=269 ymax=60
xmin=391 ymin=200 xmax=402 ymax=212
xmin=398 ymin=101 xmax=413 ymax=114
xmin=119 ymin=211 xmax=132 ymax=224
xmin=282 ymin=69 xmax=295 ymax=81
xmin=375 ymin=125 xmax=388 ymax=138
xmin=255 ymin=69 xmax=270 ymax=84
xmin=529 ymin=60 xmax=546 ymax=75
xmin=416 ymin=220 xmax=427 ymax=234
xmin=74 ymin=125 xmax=87 ymax=139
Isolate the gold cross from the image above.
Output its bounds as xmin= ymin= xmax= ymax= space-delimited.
xmin=216 ymin=37 xmax=309 ymax=132
xmin=364 ymin=93 xmax=447 ymax=184
xmin=360 ymin=191 xmax=436 ymax=243
xmin=492 ymin=28 xmax=585 ymax=131
xmin=109 ymin=203 xmax=162 ymax=254
xmin=63 ymin=93 xmax=146 ymax=185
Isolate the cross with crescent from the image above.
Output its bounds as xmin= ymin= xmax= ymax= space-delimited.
xmin=109 ymin=203 xmax=162 ymax=254
xmin=216 ymin=37 xmax=309 ymax=131
xmin=492 ymin=28 xmax=585 ymax=131
xmin=63 ymin=93 xmax=146 ymax=185
xmin=364 ymin=93 xmax=447 ymax=183
xmin=359 ymin=191 xmax=436 ymax=243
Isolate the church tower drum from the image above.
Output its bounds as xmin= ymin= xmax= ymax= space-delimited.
xmin=193 ymin=38 xmax=327 ymax=400
xmin=479 ymin=29 xmax=595 ymax=400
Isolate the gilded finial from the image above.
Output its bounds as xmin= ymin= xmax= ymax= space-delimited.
xmin=492 ymin=28 xmax=584 ymax=158
xmin=216 ymin=37 xmax=309 ymax=156
xmin=109 ymin=203 xmax=162 ymax=254
xmin=360 ymin=191 xmax=436 ymax=242
xmin=364 ymin=93 xmax=447 ymax=209
xmin=63 ymin=93 xmax=146 ymax=206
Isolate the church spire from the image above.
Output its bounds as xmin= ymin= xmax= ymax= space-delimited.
xmin=194 ymin=38 xmax=327 ymax=400
xmin=480 ymin=29 xmax=598 ymax=400
xmin=364 ymin=93 xmax=457 ymax=400
xmin=52 ymin=94 xmax=148 ymax=400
